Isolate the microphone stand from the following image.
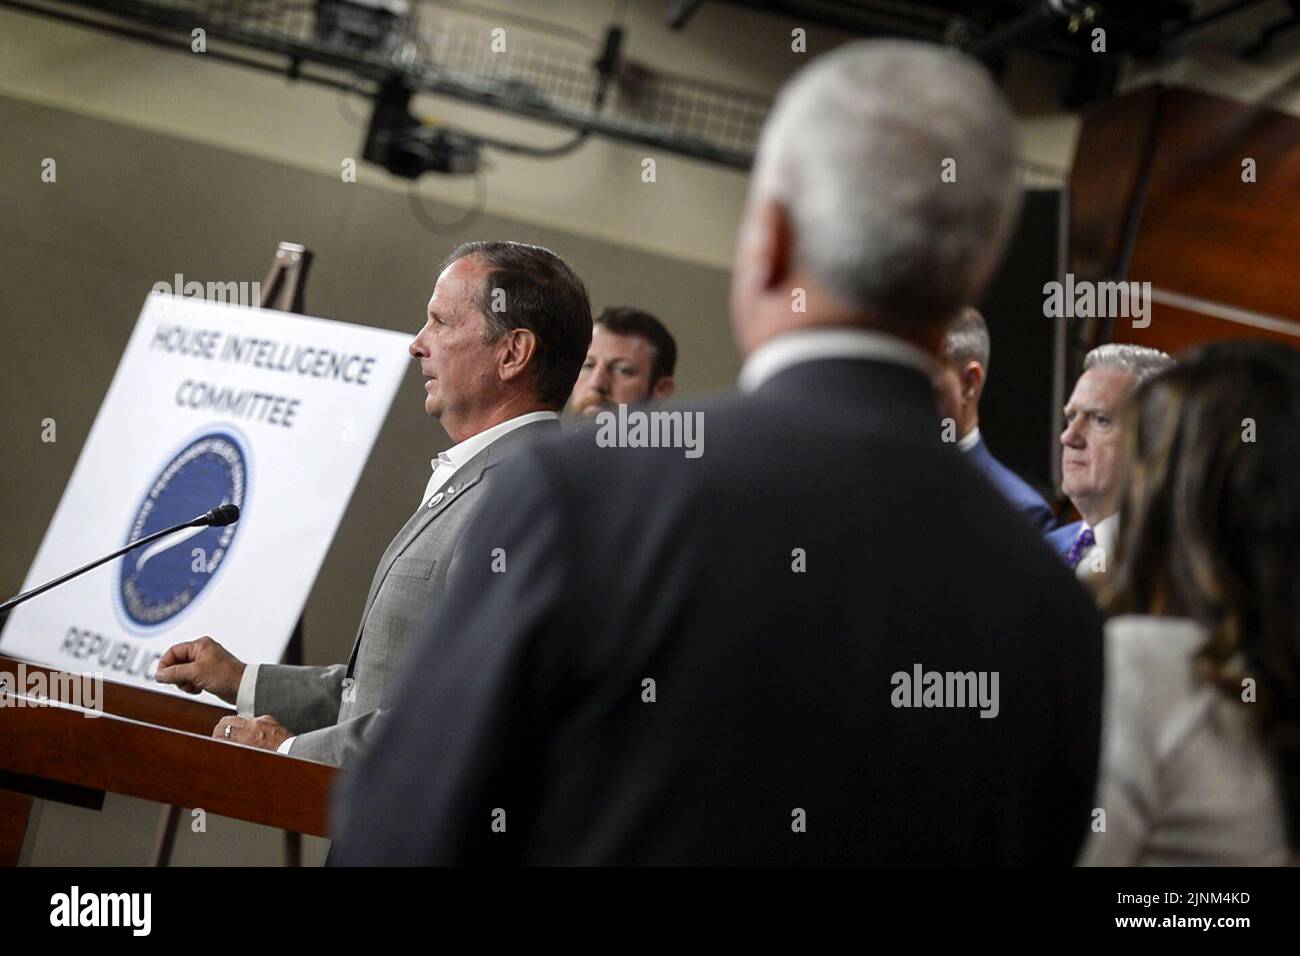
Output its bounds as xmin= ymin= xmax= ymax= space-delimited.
xmin=0 ymin=507 xmax=239 ymax=620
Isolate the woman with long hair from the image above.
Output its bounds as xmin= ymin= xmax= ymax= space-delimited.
xmin=1082 ymin=339 xmax=1300 ymax=865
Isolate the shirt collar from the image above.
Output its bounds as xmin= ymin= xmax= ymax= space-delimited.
xmin=1087 ymin=513 xmax=1119 ymax=553
xmin=1079 ymin=512 xmax=1118 ymax=544
xmin=957 ymin=425 xmax=982 ymax=453
xmin=739 ymin=327 xmax=939 ymax=393
xmin=430 ymin=410 xmax=557 ymax=475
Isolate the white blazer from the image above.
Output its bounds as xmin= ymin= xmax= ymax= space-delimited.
xmin=1080 ymin=615 xmax=1290 ymax=866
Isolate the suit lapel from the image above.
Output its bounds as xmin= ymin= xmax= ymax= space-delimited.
xmin=353 ymin=504 xmax=428 ymax=633
xmin=345 ymin=419 xmax=558 ymax=671
xmin=344 ymin=458 xmax=490 ymax=675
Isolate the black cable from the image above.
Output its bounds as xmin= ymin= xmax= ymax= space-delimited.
xmin=406 ymin=169 xmax=487 ymax=234
xmin=473 ymin=127 xmax=590 ymax=158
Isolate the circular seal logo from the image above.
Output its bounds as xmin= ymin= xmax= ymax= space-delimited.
xmin=116 ymin=429 xmax=249 ymax=632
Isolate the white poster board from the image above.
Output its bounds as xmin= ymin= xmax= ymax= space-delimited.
xmin=0 ymin=293 xmax=411 ymax=699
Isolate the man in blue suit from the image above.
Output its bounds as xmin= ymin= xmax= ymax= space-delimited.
xmin=1046 ymin=343 xmax=1173 ymax=577
xmin=935 ymin=307 xmax=1056 ymax=532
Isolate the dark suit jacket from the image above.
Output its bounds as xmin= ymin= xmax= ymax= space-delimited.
xmin=331 ymin=358 xmax=1104 ymax=865
xmin=965 ymin=434 xmax=1056 ymax=533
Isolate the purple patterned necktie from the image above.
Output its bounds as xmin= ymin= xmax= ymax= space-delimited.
xmin=1066 ymin=527 xmax=1096 ymax=569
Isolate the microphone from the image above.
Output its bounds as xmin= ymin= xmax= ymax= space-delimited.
xmin=0 ymin=505 xmax=241 ymax=616
xmin=204 ymin=504 xmax=240 ymax=527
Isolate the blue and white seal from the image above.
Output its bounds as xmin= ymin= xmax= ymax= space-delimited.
xmin=115 ymin=428 xmax=249 ymax=633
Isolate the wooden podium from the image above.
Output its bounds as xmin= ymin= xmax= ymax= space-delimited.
xmin=0 ymin=656 xmax=335 ymax=865
xmin=0 ymin=243 xmax=337 ymax=866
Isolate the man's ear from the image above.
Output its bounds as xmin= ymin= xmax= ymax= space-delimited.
xmin=499 ymin=328 xmax=538 ymax=384
xmin=650 ymin=376 xmax=675 ymax=401
xmin=754 ymin=197 xmax=794 ymax=292
xmin=737 ymin=196 xmax=794 ymax=296
xmin=961 ymin=361 xmax=985 ymax=403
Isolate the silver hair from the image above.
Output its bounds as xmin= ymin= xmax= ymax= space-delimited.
xmin=1083 ymin=343 xmax=1174 ymax=383
xmin=752 ymin=40 xmax=1022 ymax=327
xmin=943 ymin=306 xmax=991 ymax=371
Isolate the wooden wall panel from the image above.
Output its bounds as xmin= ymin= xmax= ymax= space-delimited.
xmin=1129 ymin=89 xmax=1300 ymax=322
xmin=1070 ymin=84 xmax=1300 ymax=357
xmin=1069 ymin=84 xmax=1163 ymax=281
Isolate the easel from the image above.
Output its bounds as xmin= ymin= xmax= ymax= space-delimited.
xmin=152 ymin=242 xmax=316 ymax=867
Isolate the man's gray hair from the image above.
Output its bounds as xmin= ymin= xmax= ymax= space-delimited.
xmin=943 ymin=306 xmax=991 ymax=371
xmin=1083 ymin=343 xmax=1174 ymax=384
xmin=752 ymin=40 xmax=1022 ymax=328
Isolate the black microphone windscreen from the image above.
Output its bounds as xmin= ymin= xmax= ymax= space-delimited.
xmin=207 ymin=504 xmax=241 ymax=527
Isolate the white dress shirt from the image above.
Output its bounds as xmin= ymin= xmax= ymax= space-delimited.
xmin=957 ymin=425 xmax=981 ymax=453
xmin=738 ymin=327 xmax=938 ymax=392
xmin=236 ymin=409 xmax=559 ymax=754
xmin=419 ymin=410 xmax=557 ymax=506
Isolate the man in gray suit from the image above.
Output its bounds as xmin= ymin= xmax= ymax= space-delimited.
xmin=155 ymin=241 xmax=592 ymax=767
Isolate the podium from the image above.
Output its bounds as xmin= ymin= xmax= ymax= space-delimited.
xmin=0 ymin=655 xmax=336 ymax=866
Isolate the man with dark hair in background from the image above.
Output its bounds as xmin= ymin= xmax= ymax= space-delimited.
xmin=155 ymin=240 xmax=592 ymax=767
xmin=567 ymin=306 xmax=677 ymax=416
xmin=934 ymin=306 xmax=1055 ymax=532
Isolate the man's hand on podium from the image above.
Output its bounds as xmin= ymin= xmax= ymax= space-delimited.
xmin=155 ymin=636 xmax=246 ymax=705
xmin=212 ymin=714 xmax=292 ymax=751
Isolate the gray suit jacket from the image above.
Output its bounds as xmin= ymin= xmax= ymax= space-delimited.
xmin=253 ymin=419 xmax=558 ymax=766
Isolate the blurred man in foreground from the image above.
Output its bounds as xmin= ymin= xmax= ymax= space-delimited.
xmin=332 ymin=41 xmax=1104 ymax=865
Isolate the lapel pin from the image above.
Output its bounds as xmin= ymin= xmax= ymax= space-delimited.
xmin=427 ymin=492 xmax=444 ymax=508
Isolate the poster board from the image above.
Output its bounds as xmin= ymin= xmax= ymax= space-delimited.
xmin=1 ymin=293 xmax=411 ymax=699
